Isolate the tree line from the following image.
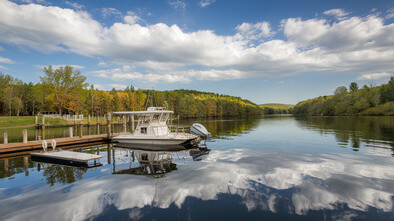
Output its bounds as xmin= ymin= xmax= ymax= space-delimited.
xmin=293 ymin=77 xmax=394 ymax=116
xmin=0 ymin=66 xmax=262 ymax=118
xmin=259 ymin=103 xmax=294 ymax=114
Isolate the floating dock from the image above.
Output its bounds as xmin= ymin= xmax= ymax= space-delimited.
xmin=31 ymin=151 xmax=103 ymax=167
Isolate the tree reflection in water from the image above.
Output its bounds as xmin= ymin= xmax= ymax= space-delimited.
xmin=295 ymin=116 xmax=394 ymax=155
xmin=41 ymin=164 xmax=88 ymax=186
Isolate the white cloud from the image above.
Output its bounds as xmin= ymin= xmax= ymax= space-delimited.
xmin=90 ymin=65 xmax=243 ymax=83
xmin=236 ymin=22 xmax=272 ymax=41
xmin=35 ymin=64 xmax=85 ymax=69
xmin=386 ymin=8 xmax=394 ymax=19
xmin=98 ymin=61 xmax=107 ymax=66
xmin=21 ymin=0 xmax=49 ymax=4
xmin=0 ymin=56 xmax=15 ymax=64
xmin=0 ymin=64 xmax=7 ymax=70
xmin=123 ymin=11 xmax=141 ymax=24
xmin=168 ymin=0 xmax=186 ymax=9
xmin=357 ymin=72 xmax=391 ymax=80
xmin=101 ymin=8 xmax=122 ymax=18
xmin=199 ymin=0 xmax=215 ymax=8
xmin=323 ymin=9 xmax=350 ymax=20
xmin=282 ymin=18 xmax=329 ymax=47
xmin=0 ymin=1 xmax=393 ymax=83
xmin=65 ymin=1 xmax=84 ymax=10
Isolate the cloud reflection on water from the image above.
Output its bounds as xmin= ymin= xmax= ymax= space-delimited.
xmin=1 ymin=148 xmax=393 ymax=220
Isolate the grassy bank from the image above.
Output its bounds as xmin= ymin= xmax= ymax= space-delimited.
xmin=0 ymin=116 xmax=68 ymax=128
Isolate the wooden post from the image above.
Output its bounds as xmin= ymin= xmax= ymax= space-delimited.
xmin=23 ymin=129 xmax=28 ymax=144
xmin=41 ymin=115 xmax=45 ymax=140
xmin=97 ymin=115 xmax=99 ymax=124
xmin=3 ymin=131 xmax=8 ymax=144
xmin=35 ymin=116 xmax=38 ymax=125
xmin=123 ymin=116 xmax=127 ymax=135
xmin=79 ymin=124 xmax=83 ymax=138
xmin=97 ymin=124 xmax=100 ymax=135
xmin=107 ymin=113 xmax=111 ymax=139
xmin=88 ymin=115 xmax=91 ymax=124
xmin=23 ymin=156 xmax=29 ymax=176
xmin=69 ymin=127 xmax=73 ymax=138
xmin=131 ymin=114 xmax=135 ymax=132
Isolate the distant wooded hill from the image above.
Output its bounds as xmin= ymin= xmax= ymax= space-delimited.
xmin=0 ymin=66 xmax=262 ymax=118
xmin=293 ymin=77 xmax=394 ymax=116
xmin=259 ymin=103 xmax=294 ymax=114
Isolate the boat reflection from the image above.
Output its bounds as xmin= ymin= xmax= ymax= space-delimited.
xmin=113 ymin=144 xmax=210 ymax=177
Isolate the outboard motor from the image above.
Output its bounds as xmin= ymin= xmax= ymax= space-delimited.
xmin=190 ymin=123 xmax=211 ymax=138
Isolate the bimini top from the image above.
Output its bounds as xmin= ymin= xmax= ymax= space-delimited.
xmin=113 ymin=107 xmax=173 ymax=115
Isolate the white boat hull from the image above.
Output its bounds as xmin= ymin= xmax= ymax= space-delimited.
xmin=112 ymin=134 xmax=201 ymax=147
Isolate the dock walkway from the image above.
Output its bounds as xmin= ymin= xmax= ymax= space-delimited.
xmin=0 ymin=133 xmax=119 ymax=154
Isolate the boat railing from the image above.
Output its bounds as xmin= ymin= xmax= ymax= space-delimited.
xmin=168 ymin=126 xmax=190 ymax=133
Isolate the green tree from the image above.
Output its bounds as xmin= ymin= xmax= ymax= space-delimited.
xmin=334 ymin=86 xmax=348 ymax=95
xmin=40 ymin=66 xmax=87 ymax=115
xmin=349 ymin=82 xmax=359 ymax=92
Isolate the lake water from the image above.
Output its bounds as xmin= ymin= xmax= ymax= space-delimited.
xmin=0 ymin=116 xmax=393 ymax=220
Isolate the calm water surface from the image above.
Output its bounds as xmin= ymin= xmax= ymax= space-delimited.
xmin=0 ymin=116 xmax=393 ymax=220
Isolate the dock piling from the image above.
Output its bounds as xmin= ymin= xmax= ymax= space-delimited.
xmin=107 ymin=113 xmax=112 ymax=139
xmin=88 ymin=115 xmax=91 ymax=124
xmin=3 ymin=131 xmax=8 ymax=144
xmin=35 ymin=116 xmax=38 ymax=125
xmin=23 ymin=129 xmax=28 ymax=144
xmin=41 ymin=115 xmax=45 ymax=140
xmin=69 ymin=127 xmax=73 ymax=138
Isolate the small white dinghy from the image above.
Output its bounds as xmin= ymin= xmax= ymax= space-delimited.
xmin=190 ymin=123 xmax=211 ymax=138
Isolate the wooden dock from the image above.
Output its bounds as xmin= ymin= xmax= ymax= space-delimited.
xmin=0 ymin=133 xmax=119 ymax=154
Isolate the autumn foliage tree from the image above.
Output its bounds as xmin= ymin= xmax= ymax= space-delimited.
xmin=40 ymin=66 xmax=88 ymax=115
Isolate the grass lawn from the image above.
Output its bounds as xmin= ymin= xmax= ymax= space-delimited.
xmin=0 ymin=116 xmax=68 ymax=128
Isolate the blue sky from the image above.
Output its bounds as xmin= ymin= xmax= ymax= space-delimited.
xmin=0 ymin=0 xmax=393 ymax=104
